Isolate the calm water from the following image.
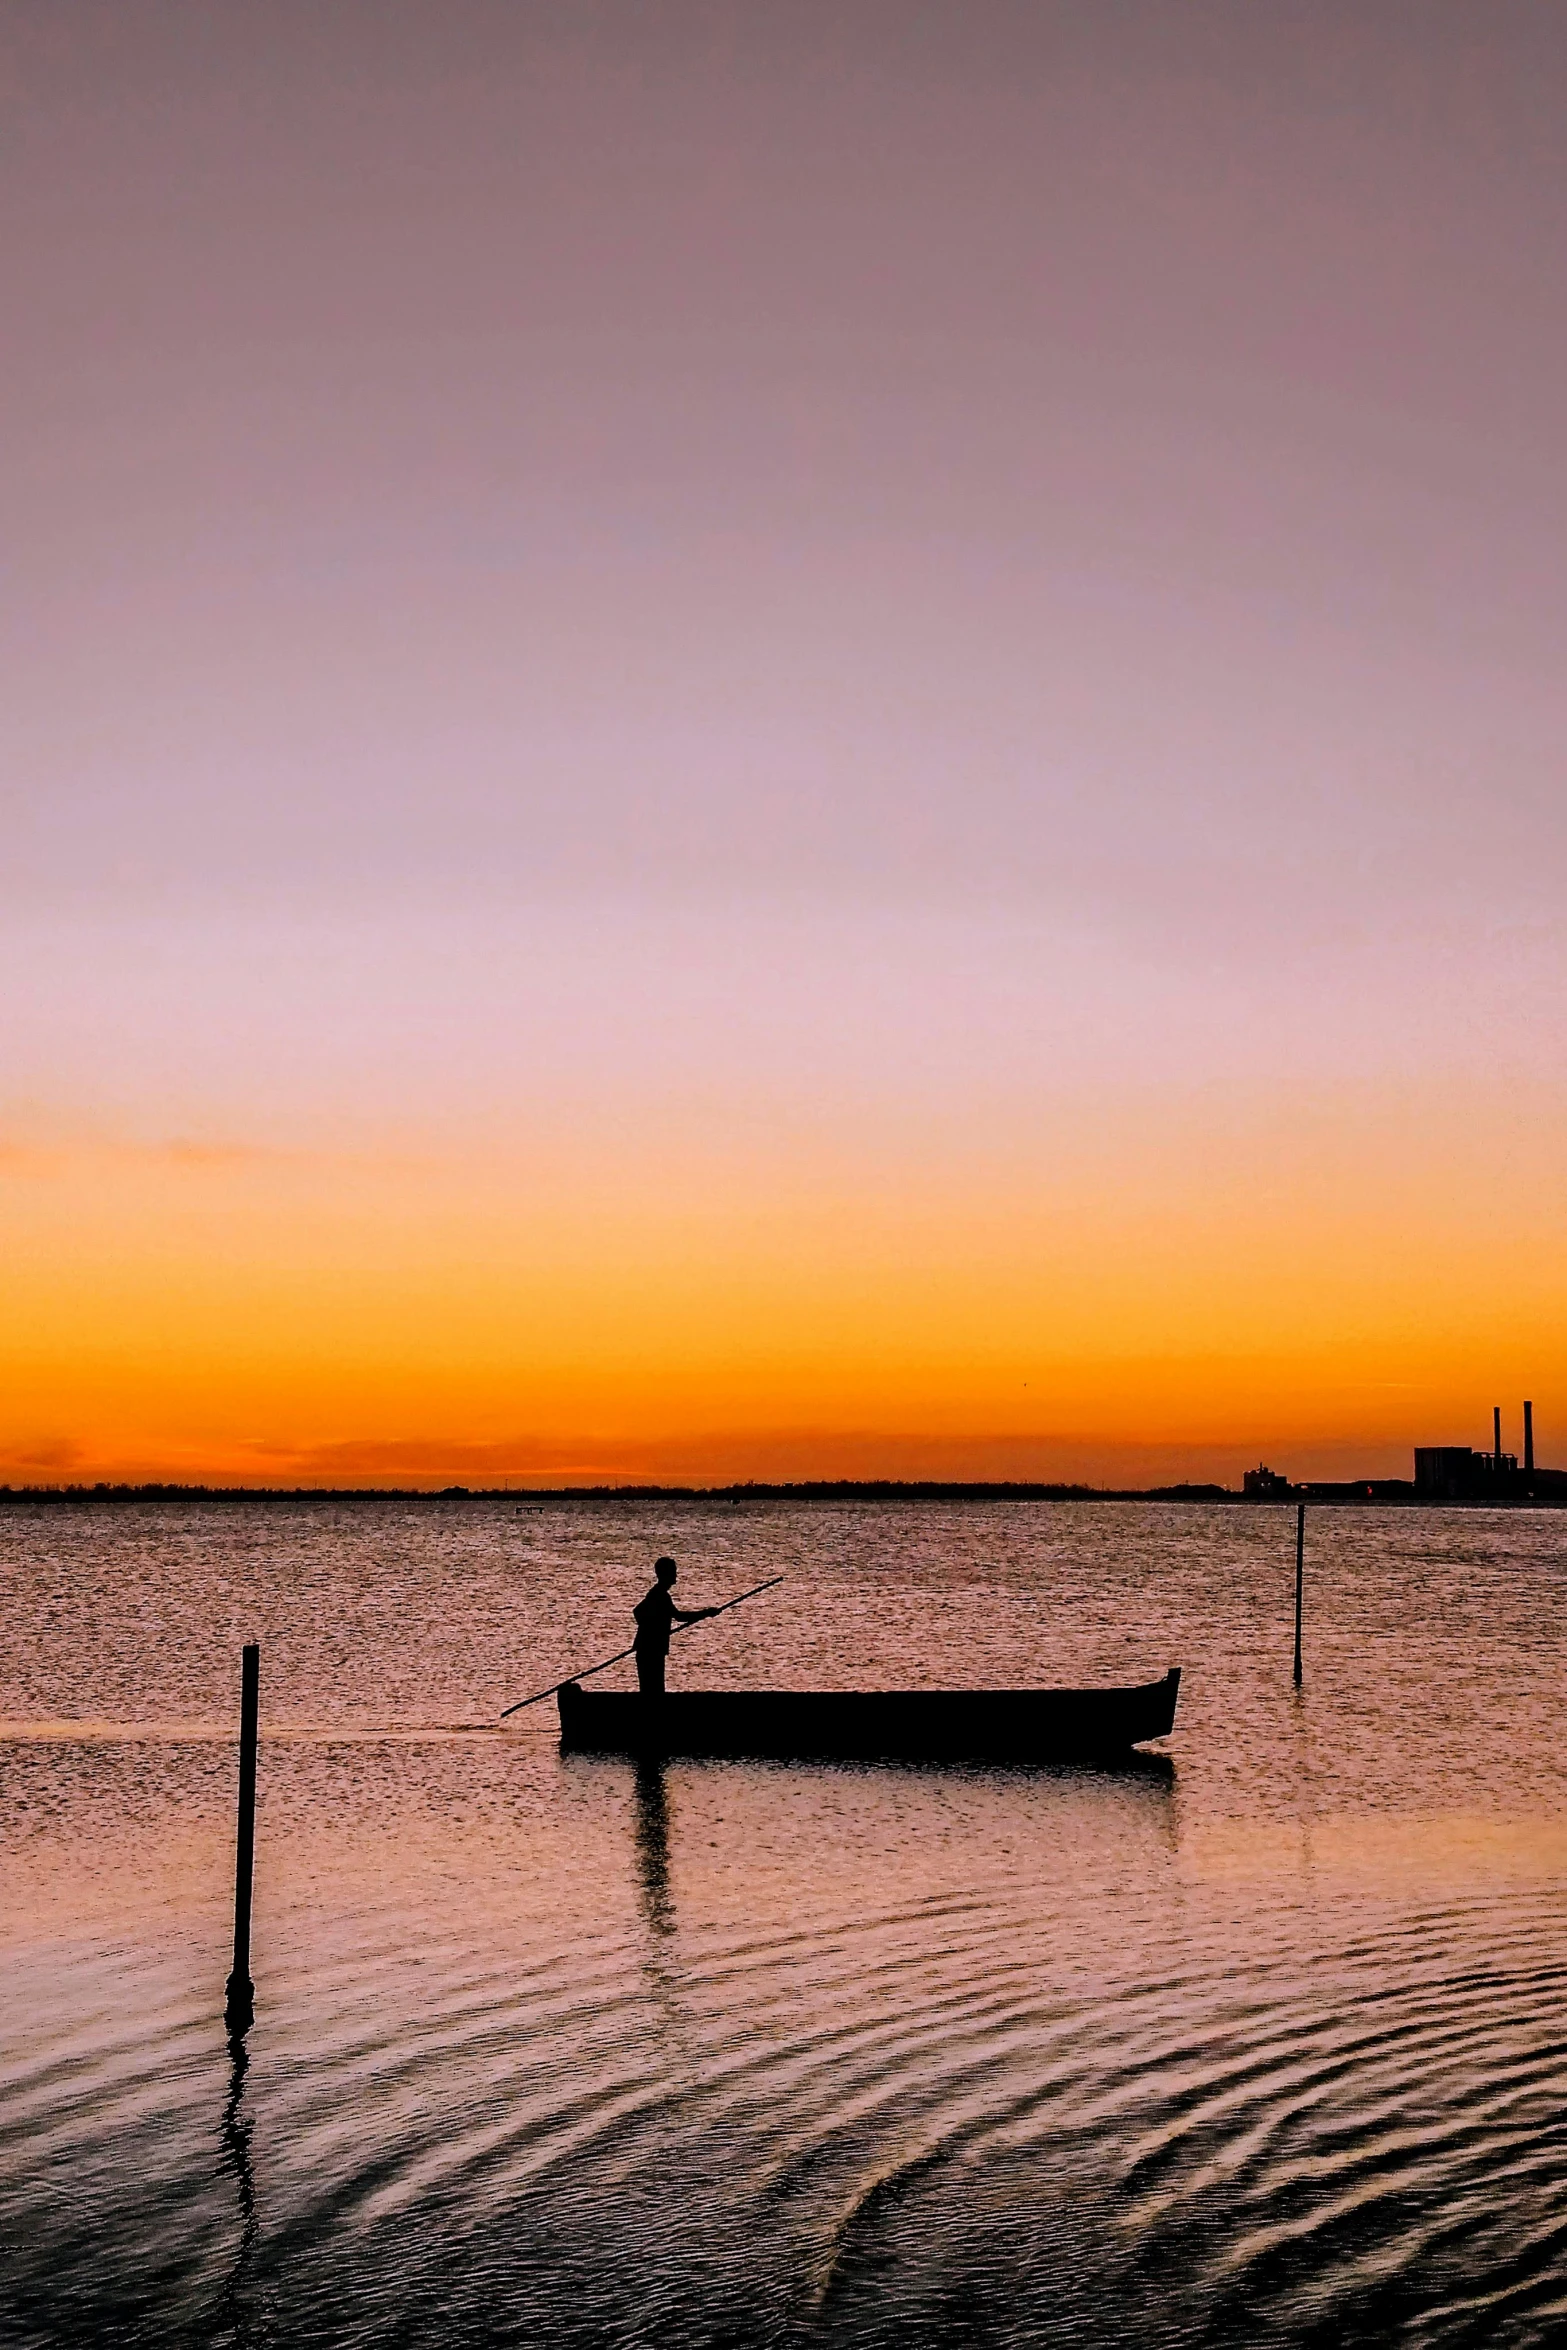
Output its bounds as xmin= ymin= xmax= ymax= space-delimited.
xmin=4 ymin=1498 xmax=1567 ymax=2348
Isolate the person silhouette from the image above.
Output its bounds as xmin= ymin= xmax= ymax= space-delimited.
xmin=633 ymin=1557 xmax=714 ymax=1697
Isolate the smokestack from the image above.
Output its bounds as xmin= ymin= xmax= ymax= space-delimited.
xmin=1524 ymin=1400 xmax=1534 ymax=1476
xmin=1494 ymin=1405 xmax=1502 ymax=1463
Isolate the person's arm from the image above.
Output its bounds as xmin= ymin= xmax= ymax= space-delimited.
xmin=672 ymin=1604 xmax=717 ymax=1622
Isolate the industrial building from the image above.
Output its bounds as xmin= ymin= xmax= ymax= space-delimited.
xmin=1242 ymin=1464 xmax=1294 ymax=1497
xmin=1413 ymin=1401 xmax=1542 ymax=1498
xmin=1242 ymin=1401 xmax=1561 ymax=1504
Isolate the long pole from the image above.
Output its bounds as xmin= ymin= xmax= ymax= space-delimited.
xmin=499 ymin=1575 xmax=784 ymax=1720
xmin=1293 ymin=1503 xmax=1305 ymax=1687
xmin=225 ymin=1644 xmax=259 ymax=2032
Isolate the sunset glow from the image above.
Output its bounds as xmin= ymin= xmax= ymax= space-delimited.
xmin=6 ymin=6 xmax=1565 ymax=1485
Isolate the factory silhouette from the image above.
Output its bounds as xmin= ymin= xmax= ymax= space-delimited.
xmin=1245 ymin=1399 xmax=1564 ymax=1504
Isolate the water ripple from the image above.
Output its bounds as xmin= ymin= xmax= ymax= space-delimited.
xmin=10 ymin=1500 xmax=1567 ymax=2345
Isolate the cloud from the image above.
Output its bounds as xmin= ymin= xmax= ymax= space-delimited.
xmin=0 ymin=1131 xmax=342 ymax=1177
xmin=225 ymin=1425 xmax=1416 ymax=1488
xmin=0 ymin=1141 xmax=64 ymax=1174
xmin=3 ymin=1436 xmax=87 ymax=1473
xmin=158 ymin=1138 xmax=290 ymax=1169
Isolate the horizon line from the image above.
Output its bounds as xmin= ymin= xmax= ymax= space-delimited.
xmin=4 ymin=1474 xmax=1563 ymax=1507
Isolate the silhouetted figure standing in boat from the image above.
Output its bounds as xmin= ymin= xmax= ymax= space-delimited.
xmin=633 ymin=1557 xmax=715 ymax=1697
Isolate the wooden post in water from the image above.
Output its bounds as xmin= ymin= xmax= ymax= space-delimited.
xmin=224 ymin=1644 xmax=260 ymax=2033
xmin=1293 ymin=1503 xmax=1305 ymax=1687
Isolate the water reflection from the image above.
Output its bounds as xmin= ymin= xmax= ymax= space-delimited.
xmin=1286 ymin=1680 xmax=1322 ymax=1882
xmin=216 ymin=2028 xmax=262 ymax=2350
xmin=632 ymin=1756 xmax=674 ymax=1940
xmin=12 ymin=1502 xmax=1567 ymax=2348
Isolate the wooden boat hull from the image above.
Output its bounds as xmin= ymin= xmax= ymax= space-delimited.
xmin=556 ymin=1669 xmax=1180 ymax=1761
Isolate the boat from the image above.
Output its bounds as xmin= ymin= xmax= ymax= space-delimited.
xmin=556 ymin=1668 xmax=1180 ymax=1761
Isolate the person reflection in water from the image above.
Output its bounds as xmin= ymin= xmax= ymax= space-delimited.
xmin=633 ymin=1556 xmax=715 ymax=1696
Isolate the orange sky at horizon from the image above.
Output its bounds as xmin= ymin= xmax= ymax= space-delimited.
xmin=5 ymin=1063 xmax=1562 ymax=1487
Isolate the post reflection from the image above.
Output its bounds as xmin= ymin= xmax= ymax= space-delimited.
xmin=1286 ymin=1679 xmax=1320 ymax=1881
xmin=215 ymin=2026 xmax=262 ymax=2348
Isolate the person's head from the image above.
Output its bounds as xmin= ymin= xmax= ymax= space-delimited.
xmin=655 ymin=1555 xmax=677 ymax=1586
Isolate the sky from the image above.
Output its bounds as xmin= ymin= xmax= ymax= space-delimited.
xmin=4 ymin=1 xmax=1565 ymax=1486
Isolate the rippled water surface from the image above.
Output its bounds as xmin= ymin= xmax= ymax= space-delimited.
xmin=4 ymin=1497 xmax=1567 ymax=2347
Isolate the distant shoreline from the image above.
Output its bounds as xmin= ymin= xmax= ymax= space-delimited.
xmin=3 ymin=1478 xmax=1564 ymax=1507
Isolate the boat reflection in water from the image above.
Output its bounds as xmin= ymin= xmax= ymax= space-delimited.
xmin=632 ymin=1754 xmax=675 ymax=1940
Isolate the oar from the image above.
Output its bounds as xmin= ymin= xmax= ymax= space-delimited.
xmin=498 ymin=1575 xmax=785 ymax=1720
